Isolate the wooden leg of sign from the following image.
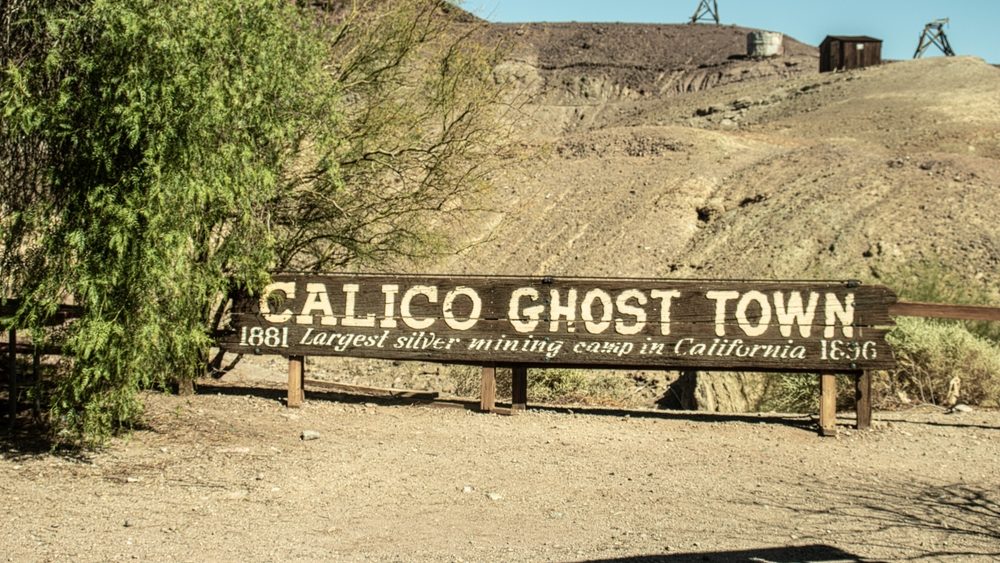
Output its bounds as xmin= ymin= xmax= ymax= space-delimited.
xmin=855 ymin=370 xmax=872 ymax=431
xmin=480 ymin=366 xmax=496 ymax=413
xmin=511 ymin=366 xmax=528 ymax=412
xmin=287 ymin=355 xmax=305 ymax=408
xmin=819 ymin=373 xmax=837 ymax=437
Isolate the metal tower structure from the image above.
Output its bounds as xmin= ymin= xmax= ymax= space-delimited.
xmin=914 ymin=18 xmax=956 ymax=58
xmin=690 ymin=0 xmax=719 ymax=25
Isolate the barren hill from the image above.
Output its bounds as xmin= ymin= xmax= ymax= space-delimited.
xmin=433 ymin=22 xmax=1000 ymax=299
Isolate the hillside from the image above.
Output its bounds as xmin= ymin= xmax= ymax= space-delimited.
xmin=432 ymin=23 xmax=1000 ymax=295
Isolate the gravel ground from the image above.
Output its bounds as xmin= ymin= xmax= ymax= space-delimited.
xmin=2 ymin=366 xmax=998 ymax=562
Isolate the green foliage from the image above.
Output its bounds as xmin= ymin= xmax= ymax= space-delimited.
xmin=3 ymin=0 xmax=335 ymax=442
xmin=279 ymin=0 xmax=513 ymax=269
xmin=759 ymin=318 xmax=1000 ymax=413
xmin=759 ymin=374 xmax=819 ymax=413
xmin=1 ymin=0 xmax=511 ymax=444
xmin=885 ymin=317 xmax=1000 ymax=407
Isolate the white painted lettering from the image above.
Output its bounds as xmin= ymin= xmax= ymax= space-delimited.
xmin=342 ymin=283 xmax=376 ymax=328
xmin=509 ymin=288 xmax=543 ymax=333
xmin=649 ymin=290 xmax=680 ymax=335
xmin=581 ymin=289 xmax=613 ymax=334
xmin=261 ymin=282 xmax=296 ymax=323
xmin=615 ymin=289 xmax=647 ymax=335
xmin=296 ymin=283 xmax=337 ymax=326
xmin=401 ymin=286 xmax=437 ymax=330
xmin=735 ymin=290 xmax=771 ymax=337
xmin=773 ymin=291 xmax=818 ymax=338
xmin=824 ymin=292 xmax=855 ymax=338
xmin=442 ymin=286 xmax=481 ymax=331
xmin=706 ymin=290 xmax=740 ymax=337
xmin=549 ymin=289 xmax=578 ymax=333
xmin=380 ymin=285 xmax=399 ymax=328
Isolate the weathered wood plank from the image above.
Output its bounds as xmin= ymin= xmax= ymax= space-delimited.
xmin=819 ymin=373 xmax=837 ymax=437
xmin=218 ymin=321 xmax=894 ymax=370
xmin=302 ymin=378 xmax=439 ymax=400
xmin=890 ymin=301 xmax=1000 ymax=321
xmin=511 ymin=365 xmax=528 ymax=411
xmin=287 ymin=356 xmax=304 ymax=408
xmin=855 ymin=371 xmax=872 ymax=430
xmin=480 ymin=366 xmax=496 ymax=413
xmin=223 ymin=274 xmax=897 ymax=372
xmin=236 ymin=275 xmax=897 ymax=326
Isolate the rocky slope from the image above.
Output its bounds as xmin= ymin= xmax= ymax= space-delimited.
xmin=438 ymin=31 xmax=1000 ymax=294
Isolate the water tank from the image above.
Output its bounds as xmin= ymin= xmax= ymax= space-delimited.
xmin=747 ymin=31 xmax=784 ymax=57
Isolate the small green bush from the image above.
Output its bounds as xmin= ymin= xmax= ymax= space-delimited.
xmin=759 ymin=373 xmax=856 ymax=414
xmin=759 ymin=318 xmax=1000 ymax=413
xmin=885 ymin=317 xmax=1000 ymax=407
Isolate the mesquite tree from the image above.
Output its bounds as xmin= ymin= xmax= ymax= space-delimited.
xmin=0 ymin=0 xmax=511 ymax=442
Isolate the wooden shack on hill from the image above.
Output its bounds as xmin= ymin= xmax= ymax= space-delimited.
xmin=820 ymin=36 xmax=882 ymax=72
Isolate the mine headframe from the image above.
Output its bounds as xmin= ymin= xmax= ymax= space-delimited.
xmin=914 ymin=18 xmax=956 ymax=58
xmin=690 ymin=0 xmax=720 ymax=25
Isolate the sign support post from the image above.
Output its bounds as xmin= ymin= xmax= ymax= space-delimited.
xmin=480 ymin=365 xmax=496 ymax=413
xmin=512 ymin=366 xmax=528 ymax=411
xmin=288 ymin=355 xmax=305 ymax=408
xmin=819 ymin=373 xmax=837 ymax=436
xmin=855 ymin=370 xmax=872 ymax=430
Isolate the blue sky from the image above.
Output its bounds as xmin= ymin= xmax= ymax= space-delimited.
xmin=464 ymin=1 xmax=1000 ymax=63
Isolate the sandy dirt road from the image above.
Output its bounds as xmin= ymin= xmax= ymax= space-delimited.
xmin=2 ymin=368 xmax=999 ymax=562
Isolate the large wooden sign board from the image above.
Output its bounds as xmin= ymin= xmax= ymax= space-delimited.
xmin=220 ymin=274 xmax=897 ymax=372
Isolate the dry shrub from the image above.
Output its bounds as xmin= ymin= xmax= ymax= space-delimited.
xmin=446 ymin=366 xmax=631 ymax=406
xmin=527 ymin=368 xmax=630 ymax=406
xmin=884 ymin=317 xmax=1000 ymax=407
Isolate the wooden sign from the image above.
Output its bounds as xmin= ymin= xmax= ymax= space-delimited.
xmin=219 ymin=274 xmax=898 ymax=371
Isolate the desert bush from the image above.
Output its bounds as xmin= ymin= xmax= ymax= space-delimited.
xmin=527 ymin=369 xmax=621 ymax=405
xmin=884 ymin=317 xmax=1000 ymax=407
xmin=759 ymin=373 xmax=856 ymax=414
xmin=446 ymin=366 xmax=631 ymax=407
xmin=445 ymin=365 xmax=511 ymax=399
xmin=759 ymin=317 xmax=1000 ymax=413
xmin=759 ymin=374 xmax=818 ymax=413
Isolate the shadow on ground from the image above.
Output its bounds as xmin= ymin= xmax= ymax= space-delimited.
xmin=582 ymin=543 xmax=861 ymax=562
xmin=735 ymin=479 xmax=1000 ymax=561
xmin=195 ymin=380 xmax=822 ymax=431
